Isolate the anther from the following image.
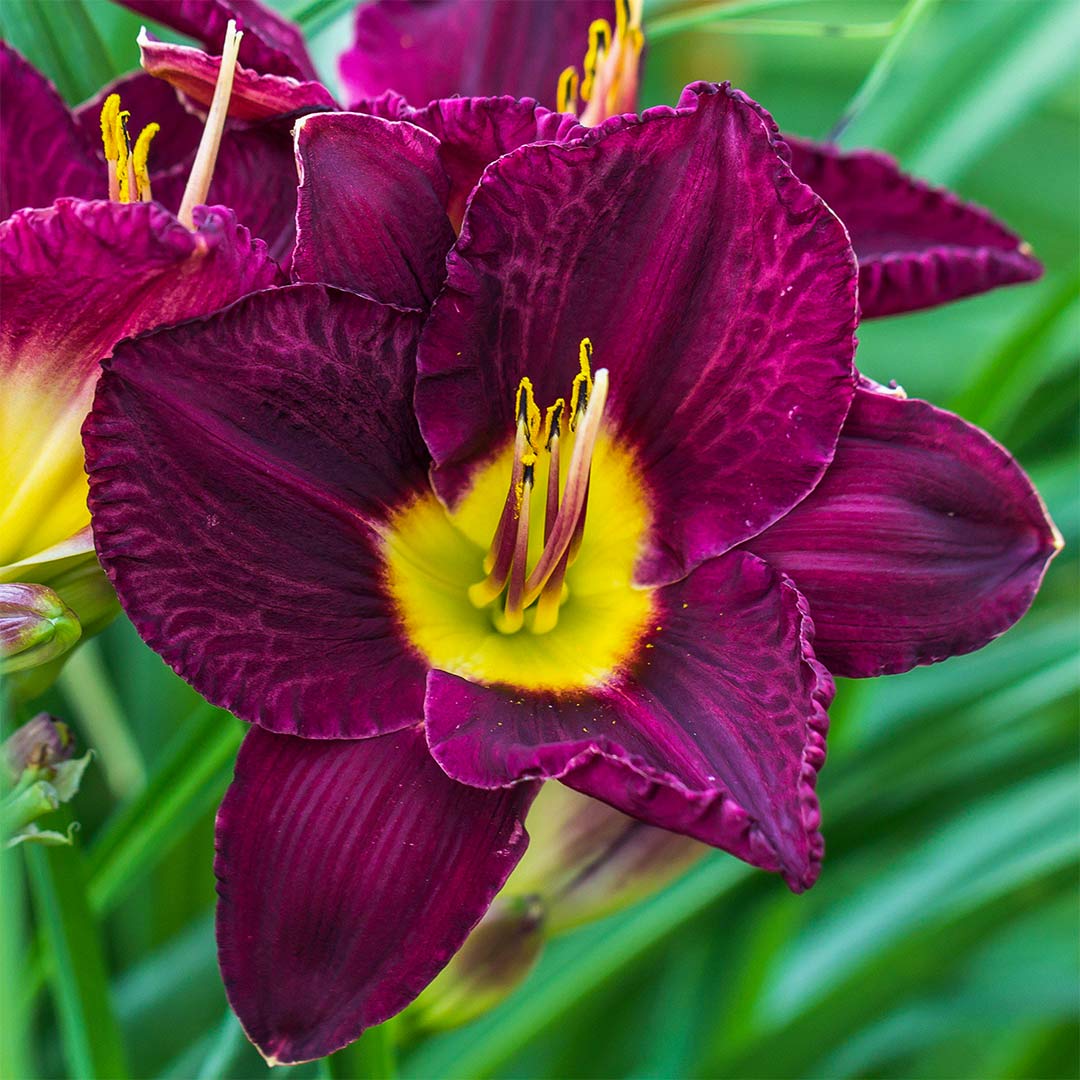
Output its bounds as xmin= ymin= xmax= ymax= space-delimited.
xmin=581 ymin=18 xmax=612 ymax=102
xmin=557 ymin=67 xmax=580 ymax=116
xmin=132 ymin=122 xmax=160 ymax=202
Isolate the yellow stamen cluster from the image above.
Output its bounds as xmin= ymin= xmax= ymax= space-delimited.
xmin=556 ymin=0 xmax=645 ymax=124
xmin=99 ymin=93 xmax=158 ymax=203
xmin=471 ymin=339 xmax=610 ymax=635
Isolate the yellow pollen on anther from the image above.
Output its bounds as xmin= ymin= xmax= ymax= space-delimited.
xmin=543 ymin=399 xmax=566 ymax=448
xmin=515 ymin=377 xmax=542 ymax=446
xmin=132 ymin=122 xmax=160 ymax=202
xmin=99 ymin=94 xmax=121 ymax=162
xmin=569 ymin=338 xmax=594 ymax=429
xmin=581 ymin=18 xmax=612 ymax=102
xmin=115 ymin=109 xmax=133 ymax=202
xmin=556 ymin=67 xmax=579 ymax=116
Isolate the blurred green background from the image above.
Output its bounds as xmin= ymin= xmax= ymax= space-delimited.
xmin=1 ymin=1 xmax=1076 ymax=1077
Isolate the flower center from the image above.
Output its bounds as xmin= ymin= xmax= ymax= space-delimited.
xmin=384 ymin=341 xmax=654 ymax=692
xmin=557 ymin=0 xmax=644 ymax=125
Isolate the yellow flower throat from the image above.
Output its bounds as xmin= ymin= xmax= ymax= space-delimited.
xmin=385 ymin=341 xmax=654 ymax=693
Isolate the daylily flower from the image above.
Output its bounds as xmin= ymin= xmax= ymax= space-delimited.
xmin=83 ymin=83 xmax=1058 ymax=1063
xmin=0 ymin=22 xmax=281 ymax=691
xmin=0 ymin=2 xmax=307 ymax=258
xmin=338 ymin=0 xmax=1042 ymax=316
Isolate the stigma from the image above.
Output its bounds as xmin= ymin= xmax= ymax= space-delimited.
xmin=556 ymin=0 xmax=644 ymax=125
xmin=469 ymin=340 xmax=610 ymax=636
xmin=97 ymin=19 xmax=243 ymax=230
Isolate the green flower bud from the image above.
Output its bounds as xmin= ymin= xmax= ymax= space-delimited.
xmin=0 ymin=583 xmax=81 ymax=674
xmin=410 ymin=896 xmax=546 ymax=1032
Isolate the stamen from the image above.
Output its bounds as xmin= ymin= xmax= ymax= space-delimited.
xmin=99 ymin=94 xmax=122 ymax=201
xmin=495 ymin=454 xmax=535 ymax=634
xmin=472 ymin=378 xmax=540 ymax=600
xmin=542 ymin=399 xmax=565 ymax=538
xmin=556 ymin=66 xmax=579 ymax=116
xmin=132 ymin=122 xmax=160 ymax=202
xmin=579 ymin=0 xmax=645 ymax=127
xmin=115 ymin=109 xmax=133 ymax=203
xmin=569 ymin=338 xmax=594 ymax=430
xmin=177 ymin=19 xmax=243 ymax=230
xmin=522 ymin=367 xmax=609 ymax=607
xmin=581 ymin=18 xmax=612 ymax=102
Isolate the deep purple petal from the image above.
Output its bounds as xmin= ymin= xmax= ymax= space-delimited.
xmin=216 ymin=724 xmax=535 ymax=1064
xmin=365 ymin=93 xmax=585 ymax=231
xmin=138 ymin=31 xmax=336 ymax=121
xmin=1 ymin=199 xmax=279 ymax=404
xmin=1 ymin=43 xmax=101 ymax=217
xmin=292 ymin=112 xmax=454 ymax=306
xmin=744 ymin=381 xmax=1061 ymax=677
xmin=116 ymin=0 xmax=318 ymax=80
xmin=85 ymin=285 xmax=433 ymax=739
xmin=426 ymin=550 xmax=831 ymax=891
xmin=416 ymin=82 xmax=857 ymax=585
xmin=786 ymin=137 xmax=1042 ymax=317
xmin=341 ymin=0 xmax=612 ymax=110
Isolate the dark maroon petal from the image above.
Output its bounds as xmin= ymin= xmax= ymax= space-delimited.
xmin=426 ymin=551 xmax=831 ymax=891
xmin=138 ymin=31 xmax=336 ymax=121
xmin=85 ymin=285 xmax=433 ymax=739
xmin=744 ymin=381 xmax=1061 ymax=677
xmin=1 ymin=199 xmax=279 ymax=400
xmin=416 ymin=82 xmax=857 ymax=586
xmin=216 ymin=724 xmax=535 ymax=1064
xmin=116 ymin=0 xmax=318 ymax=80
xmin=292 ymin=112 xmax=454 ymax=306
xmin=75 ymin=71 xmax=205 ymax=175
xmin=368 ymin=94 xmax=585 ymax=231
xmin=341 ymin=0 xmax=612 ymax=110
xmin=786 ymin=137 xmax=1042 ymax=318
xmin=1 ymin=43 xmax=101 ymax=217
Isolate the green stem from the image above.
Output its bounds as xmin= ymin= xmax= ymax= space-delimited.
xmin=829 ymin=0 xmax=937 ymax=141
xmin=328 ymin=1022 xmax=398 ymax=1079
xmin=57 ymin=640 xmax=146 ymax=799
xmin=690 ymin=17 xmax=894 ymax=38
xmin=195 ymin=1010 xmax=247 ymax=1080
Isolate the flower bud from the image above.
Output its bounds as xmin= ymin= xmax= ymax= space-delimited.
xmin=410 ymin=896 xmax=546 ymax=1032
xmin=0 ymin=583 xmax=81 ymax=674
xmin=2 ymin=716 xmax=90 ymax=849
xmin=2 ymin=713 xmax=74 ymax=779
xmin=504 ymin=784 xmax=706 ymax=933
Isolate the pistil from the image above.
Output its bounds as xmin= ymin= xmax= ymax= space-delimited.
xmin=176 ymin=19 xmax=243 ymax=229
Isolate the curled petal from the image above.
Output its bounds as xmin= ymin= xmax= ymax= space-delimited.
xmin=745 ymin=381 xmax=1062 ymax=677
xmin=341 ymin=0 xmax=612 ymax=110
xmin=292 ymin=112 xmax=454 ymax=306
xmin=1 ymin=43 xmax=100 ymax=217
xmin=216 ymin=725 xmax=535 ymax=1064
xmin=427 ymin=551 xmax=832 ymax=892
xmin=416 ymin=82 xmax=857 ymax=585
xmin=365 ymin=93 xmax=584 ymax=232
xmin=138 ymin=30 xmax=336 ymax=122
xmin=85 ymin=285 xmax=433 ymax=739
xmin=116 ymin=0 xmax=318 ymax=80
xmin=0 ymin=200 xmax=280 ymax=567
xmin=786 ymin=137 xmax=1042 ymax=317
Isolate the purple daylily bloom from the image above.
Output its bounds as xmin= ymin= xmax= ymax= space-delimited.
xmin=83 ymin=82 xmax=1059 ymax=1063
xmin=1 ymin=1 xmax=313 ymax=259
xmin=336 ymin=0 xmax=1042 ymax=316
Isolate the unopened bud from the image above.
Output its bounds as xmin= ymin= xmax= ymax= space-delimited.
xmin=504 ymin=784 xmax=706 ymax=933
xmin=2 ymin=716 xmax=90 ymax=849
xmin=0 ymin=583 xmax=81 ymax=674
xmin=411 ymin=896 xmax=546 ymax=1032
xmin=3 ymin=713 xmax=74 ymax=779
